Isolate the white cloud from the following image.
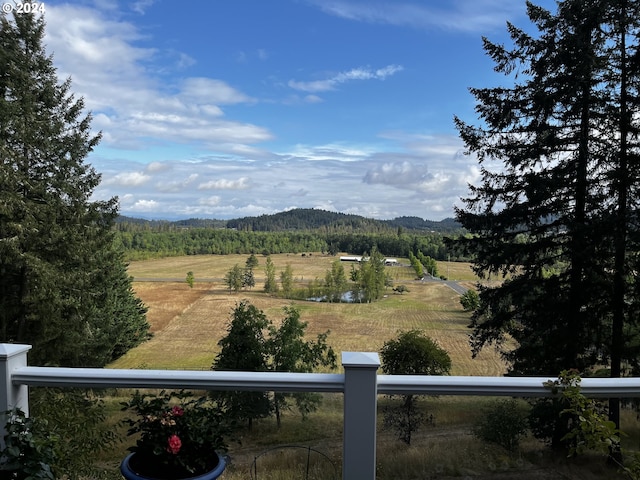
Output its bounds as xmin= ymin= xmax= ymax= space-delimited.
xmin=44 ymin=4 xmax=272 ymax=150
xmin=307 ymin=0 xmax=525 ymax=33
xmin=132 ymin=199 xmax=160 ymax=211
xmin=131 ymin=0 xmax=155 ymax=14
xmin=106 ymin=171 xmax=151 ymax=186
xmin=91 ymin=130 xmax=474 ymax=220
xmin=156 ymin=174 xmax=199 ymax=193
xmin=199 ymin=196 xmax=222 ymax=206
xmin=288 ymin=65 xmax=403 ymax=93
xmin=180 ymin=78 xmax=255 ymax=105
xmin=197 ymin=177 xmax=251 ymax=190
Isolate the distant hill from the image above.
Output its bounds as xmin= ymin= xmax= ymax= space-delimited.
xmin=227 ymin=209 xmax=391 ymax=232
xmin=116 ymin=209 xmax=462 ymax=233
xmin=385 ymin=216 xmax=462 ymax=232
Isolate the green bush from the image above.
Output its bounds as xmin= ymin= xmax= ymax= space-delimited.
xmin=0 ymin=408 xmax=57 ymax=479
xmin=31 ymin=388 xmax=117 ymax=479
xmin=473 ymin=398 xmax=528 ymax=451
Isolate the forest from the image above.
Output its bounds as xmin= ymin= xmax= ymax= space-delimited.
xmin=114 ymin=209 xmax=463 ymax=261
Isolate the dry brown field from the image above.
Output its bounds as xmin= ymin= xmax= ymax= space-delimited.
xmin=112 ymin=254 xmax=504 ymax=375
xmin=104 ymin=254 xmax=635 ymax=480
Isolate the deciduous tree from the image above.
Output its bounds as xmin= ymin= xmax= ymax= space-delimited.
xmin=212 ymin=301 xmax=336 ymax=428
xmin=280 ymin=264 xmax=293 ymax=297
xmin=267 ymin=305 xmax=336 ymax=427
xmin=324 ymin=259 xmax=347 ymax=302
xmin=263 ymin=256 xmax=278 ymax=294
xmin=357 ymin=246 xmax=387 ymax=303
xmin=380 ymin=330 xmax=451 ymax=444
xmin=224 ymin=264 xmax=243 ymax=293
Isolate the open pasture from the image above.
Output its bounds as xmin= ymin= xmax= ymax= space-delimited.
xmin=113 ymin=254 xmax=504 ymax=375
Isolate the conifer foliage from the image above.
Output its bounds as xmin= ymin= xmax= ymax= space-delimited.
xmin=455 ymin=0 xmax=640 ymax=432
xmin=0 ymin=11 xmax=150 ymax=366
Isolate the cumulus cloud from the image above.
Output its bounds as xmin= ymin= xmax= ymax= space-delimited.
xmin=90 ymin=130 xmax=476 ymax=221
xmin=363 ymin=160 xmax=432 ymax=187
xmin=43 ymin=4 xmax=272 ymax=150
xmin=132 ymin=199 xmax=159 ymax=211
xmin=156 ymin=174 xmax=199 ymax=193
xmin=106 ymin=171 xmax=151 ymax=186
xmin=199 ymin=196 xmax=222 ymax=206
xmin=289 ymin=65 xmax=403 ymax=93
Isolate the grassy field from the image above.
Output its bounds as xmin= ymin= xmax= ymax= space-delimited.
xmin=101 ymin=254 xmax=633 ymax=479
xmin=113 ymin=253 xmax=504 ymax=375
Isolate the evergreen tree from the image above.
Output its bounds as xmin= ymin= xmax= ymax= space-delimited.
xmin=245 ymin=253 xmax=259 ymax=270
xmin=454 ymin=0 xmax=640 ymax=435
xmin=211 ymin=301 xmax=271 ymax=428
xmin=0 ymin=11 xmax=149 ymax=367
xmin=212 ymin=301 xmax=336 ymax=428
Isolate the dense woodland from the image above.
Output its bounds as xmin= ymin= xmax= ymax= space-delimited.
xmin=114 ymin=209 xmax=463 ymax=260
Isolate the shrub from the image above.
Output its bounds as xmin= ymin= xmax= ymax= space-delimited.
xmin=0 ymin=408 xmax=57 ymax=479
xmin=460 ymin=289 xmax=480 ymax=312
xmin=473 ymin=398 xmax=528 ymax=451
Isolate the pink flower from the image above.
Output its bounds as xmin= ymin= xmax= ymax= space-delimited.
xmin=171 ymin=406 xmax=184 ymax=416
xmin=167 ymin=434 xmax=182 ymax=454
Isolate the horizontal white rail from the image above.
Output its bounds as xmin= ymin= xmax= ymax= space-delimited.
xmin=4 ymin=345 xmax=640 ymax=480
xmin=12 ymin=367 xmax=640 ymax=398
xmin=11 ymin=367 xmax=345 ymax=392
xmin=377 ymin=374 xmax=640 ymax=398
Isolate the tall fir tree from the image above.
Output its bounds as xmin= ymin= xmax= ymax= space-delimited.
xmin=454 ymin=0 xmax=640 ymax=434
xmin=0 ymin=11 xmax=149 ymax=366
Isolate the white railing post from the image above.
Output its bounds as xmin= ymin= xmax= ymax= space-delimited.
xmin=0 ymin=344 xmax=31 ymax=417
xmin=342 ymin=352 xmax=380 ymax=480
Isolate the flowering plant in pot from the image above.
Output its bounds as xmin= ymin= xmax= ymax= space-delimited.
xmin=121 ymin=390 xmax=235 ymax=479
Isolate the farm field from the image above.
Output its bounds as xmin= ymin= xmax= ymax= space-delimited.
xmin=112 ymin=253 xmax=504 ymax=375
xmin=102 ymin=254 xmax=635 ymax=480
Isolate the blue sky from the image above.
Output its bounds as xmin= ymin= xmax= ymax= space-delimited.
xmin=38 ymin=0 xmax=555 ymax=220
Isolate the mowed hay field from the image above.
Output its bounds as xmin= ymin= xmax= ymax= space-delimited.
xmin=110 ymin=254 xmax=505 ymax=376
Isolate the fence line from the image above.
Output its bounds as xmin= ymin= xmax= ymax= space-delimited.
xmin=3 ymin=344 xmax=640 ymax=479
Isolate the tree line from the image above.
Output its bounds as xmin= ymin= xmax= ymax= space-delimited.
xmin=114 ymin=227 xmax=459 ymax=262
xmin=116 ymin=209 xmax=463 ymax=234
xmin=224 ymin=248 xmax=392 ymax=304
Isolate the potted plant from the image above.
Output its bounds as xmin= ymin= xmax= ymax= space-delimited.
xmin=120 ymin=390 xmax=235 ymax=480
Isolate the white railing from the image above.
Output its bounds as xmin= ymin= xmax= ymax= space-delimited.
xmin=3 ymin=344 xmax=640 ymax=479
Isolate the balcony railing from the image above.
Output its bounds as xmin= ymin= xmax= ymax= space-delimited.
xmin=3 ymin=343 xmax=640 ymax=479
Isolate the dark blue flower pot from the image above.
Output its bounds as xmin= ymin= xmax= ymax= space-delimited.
xmin=120 ymin=452 xmax=226 ymax=480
